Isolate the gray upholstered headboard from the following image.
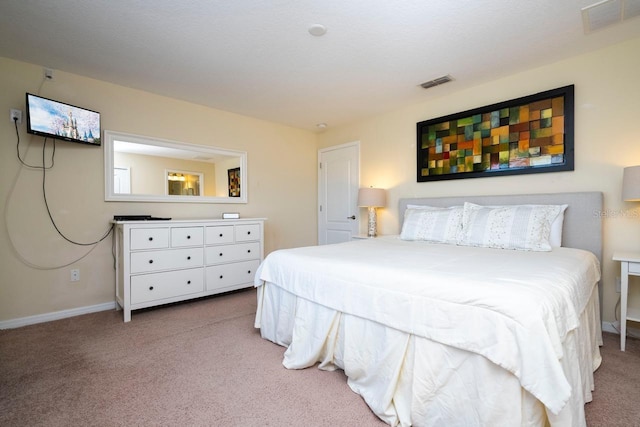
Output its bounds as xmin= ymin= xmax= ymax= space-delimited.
xmin=399 ymin=192 xmax=603 ymax=267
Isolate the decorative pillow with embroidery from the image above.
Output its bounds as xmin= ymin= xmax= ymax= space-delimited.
xmin=400 ymin=206 xmax=463 ymax=244
xmin=457 ymin=202 xmax=565 ymax=251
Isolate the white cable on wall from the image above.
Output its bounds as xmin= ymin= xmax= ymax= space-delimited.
xmin=3 ymin=77 xmax=106 ymax=270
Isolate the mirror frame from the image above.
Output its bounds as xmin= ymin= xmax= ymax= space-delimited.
xmin=104 ymin=130 xmax=247 ymax=203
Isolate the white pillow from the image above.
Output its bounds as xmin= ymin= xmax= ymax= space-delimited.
xmin=549 ymin=204 xmax=568 ymax=247
xmin=404 ymin=202 xmax=567 ymax=247
xmin=478 ymin=203 xmax=568 ymax=247
xmin=400 ymin=206 xmax=463 ymax=244
xmin=457 ymin=202 xmax=566 ymax=251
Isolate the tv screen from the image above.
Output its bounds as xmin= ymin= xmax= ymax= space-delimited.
xmin=26 ymin=93 xmax=101 ymax=146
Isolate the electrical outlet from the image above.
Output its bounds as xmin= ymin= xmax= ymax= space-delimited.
xmin=70 ymin=269 xmax=80 ymax=282
xmin=10 ymin=109 xmax=22 ymax=124
xmin=616 ymin=276 xmax=621 ymax=293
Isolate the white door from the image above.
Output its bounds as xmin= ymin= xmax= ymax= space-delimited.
xmin=318 ymin=142 xmax=360 ymax=245
xmin=114 ymin=166 xmax=131 ymax=194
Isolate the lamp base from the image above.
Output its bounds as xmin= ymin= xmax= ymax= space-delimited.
xmin=367 ymin=207 xmax=378 ymax=237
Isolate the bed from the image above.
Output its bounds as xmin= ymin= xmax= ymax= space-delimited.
xmin=254 ymin=192 xmax=603 ymax=427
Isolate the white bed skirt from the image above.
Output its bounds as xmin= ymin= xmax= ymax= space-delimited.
xmin=255 ymin=282 xmax=602 ymax=427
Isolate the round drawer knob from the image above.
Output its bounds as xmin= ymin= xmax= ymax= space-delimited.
xmin=247 ymin=231 xmax=251 ymax=235
xmin=219 ymin=275 xmax=223 ymax=279
xmin=187 ymin=280 xmax=191 ymax=285
xmin=148 ymin=237 xmax=153 ymax=241
xmin=187 ymin=235 xmax=191 ymax=239
xmin=219 ymin=233 xmax=223 ymax=237
xmin=247 ymin=249 xmax=251 ymax=253
xmin=219 ymin=253 xmax=223 ymax=256
xmin=149 ymin=286 xmax=154 ymax=291
xmin=187 ymin=256 xmax=191 ymax=260
xmin=247 ymin=270 xmax=251 ymax=274
xmin=148 ymin=259 xmax=153 ymax=264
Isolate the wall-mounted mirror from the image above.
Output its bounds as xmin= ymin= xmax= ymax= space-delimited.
xmin=104 ymin=130 xmax=247 ymax=203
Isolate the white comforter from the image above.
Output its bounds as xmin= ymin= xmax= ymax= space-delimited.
xmin=255 ymin=237 xmax=601 ymax=420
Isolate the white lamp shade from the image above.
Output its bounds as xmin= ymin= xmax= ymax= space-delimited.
xmin=358 ymin=187 xmax=386 ymax=207
xmin=623 ymin=166 xmax=640 ymax=201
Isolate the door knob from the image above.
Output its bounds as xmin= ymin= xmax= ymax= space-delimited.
xmin=347 ymin=215 xmax=356 ymax=220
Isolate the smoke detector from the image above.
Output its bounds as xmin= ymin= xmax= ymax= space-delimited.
xmin=308 ymin=24 xmax=327 ymax=37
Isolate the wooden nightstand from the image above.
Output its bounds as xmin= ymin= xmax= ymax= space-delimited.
xmin=612 ymin=251 xmax=640 ymax=351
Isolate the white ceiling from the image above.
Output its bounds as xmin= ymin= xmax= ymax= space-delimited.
xmin=1 ymin=0 xmax=639 ymax=132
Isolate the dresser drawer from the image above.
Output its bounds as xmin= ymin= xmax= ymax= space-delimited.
xmin=171 ymin=226 xmax=204 ymax=247
xmin=205 ymin=260 xmax=260 ymax=290
xmin=130 ymin=228 xmax=169 ymax=250
xmin=130 ymin=248 xmax=204 ymax=273
xmin=205 ymin=225 xmax=234 ymax=244
xmin=235 ymin=224 xmax=260 ymax=242
xmin=130 ymin=268 xmax=204 ymax=304
xmin=205 ymin=242 xmax=260 ymax=265
xmin=629 ymin=262 xmax=640 ymax=275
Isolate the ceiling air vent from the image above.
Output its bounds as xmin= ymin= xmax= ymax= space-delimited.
xmin=419 ymin=75 xmax=453 ymax=90
xmin=582 ymin=0 xmax=640 ymax=33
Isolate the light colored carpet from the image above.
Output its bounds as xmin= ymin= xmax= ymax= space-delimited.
xmin=0 ymin=289 xmax=383 ymax=426
xmin=1 ymin=288 xmax=638 ymax=426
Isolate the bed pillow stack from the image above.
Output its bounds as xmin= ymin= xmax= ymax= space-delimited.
xmin=400 ymin=202 xmax=568 ymax=251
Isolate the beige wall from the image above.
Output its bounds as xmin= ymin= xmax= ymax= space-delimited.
xmin=0 ymin=57 xmax=318 ymax=322
xmin=318 ymin=37 xmax=640 ymax=325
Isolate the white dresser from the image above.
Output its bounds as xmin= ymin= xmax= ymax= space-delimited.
xmin=114 ymin=218 xmax=265 ymax=322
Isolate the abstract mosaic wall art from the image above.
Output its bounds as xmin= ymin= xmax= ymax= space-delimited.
xmin=417 ymin=85 xmax=574 ymax=182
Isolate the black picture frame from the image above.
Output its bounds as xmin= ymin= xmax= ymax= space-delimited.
xmin=416 ymin=85 xmax=574 ymax=182
xmin=228 ymin=167 xmax=240 ymax=197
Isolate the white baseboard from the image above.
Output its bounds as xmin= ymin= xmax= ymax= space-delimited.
xmin=0 ymin=301 xmax=116 ymax=329
xmin=601 ymin=320 xmax=640 ymax=338
xmin=602 ymin=321 xmax=619 ymax=334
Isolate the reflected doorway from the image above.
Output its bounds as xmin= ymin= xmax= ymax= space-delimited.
xmin=166 ymin=170 xmax=203 ymax=196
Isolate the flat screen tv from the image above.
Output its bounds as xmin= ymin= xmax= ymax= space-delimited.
xmin=26 ymin=93 xmax=101 ymax=146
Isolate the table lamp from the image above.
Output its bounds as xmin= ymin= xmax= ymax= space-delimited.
xmin=622 ymin=165 xmax=640 ymax=202
xmin=358 ymin=187 xmax=387 ymax=237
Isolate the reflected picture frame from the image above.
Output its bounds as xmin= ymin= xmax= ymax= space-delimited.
xmin=228 ymin=167 xmax=240 ymax=197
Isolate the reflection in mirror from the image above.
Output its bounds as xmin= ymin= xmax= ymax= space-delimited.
xmin=166 ymin=170 xmax=203 ymax=196
xmin=104 ymin=130 xmax=247 ymax=203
